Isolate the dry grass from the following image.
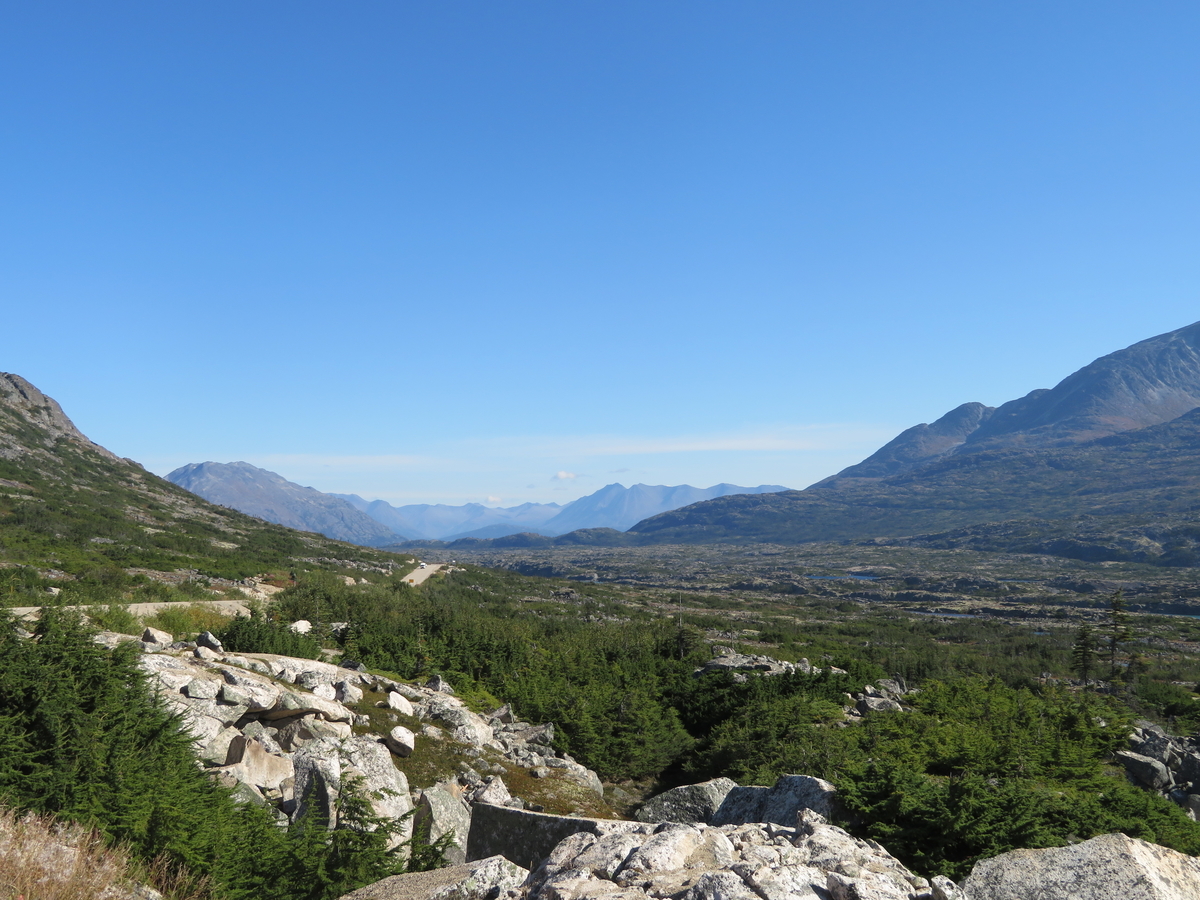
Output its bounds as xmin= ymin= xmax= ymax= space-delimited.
xmin=0 ymin=807 xmax=205 ymax=900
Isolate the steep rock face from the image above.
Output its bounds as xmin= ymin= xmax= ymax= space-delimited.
xmin=0 ymin=372 xmax=117 ymax=461
xmin=167 ymin=461 xmax=402 ymax=547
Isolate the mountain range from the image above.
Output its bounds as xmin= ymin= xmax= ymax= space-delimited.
xmin=0 ymin=374 xmax=395 ymax=580
xmin=165 ymin=461 xmax=787 ymax=545
xmin=620 ymin=320 xmax=1200 ymax=562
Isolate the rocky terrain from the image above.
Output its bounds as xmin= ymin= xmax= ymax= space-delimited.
xmin=338 ymin=787 xmax=1200 ymax=900
xmin=70 ymin=619 xmax=1200 ymax=900
xmin=108 ymin=626 xmax=607 ymax=862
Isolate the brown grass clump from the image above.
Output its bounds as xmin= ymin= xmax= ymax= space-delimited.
xmin=0 ymin=806 xmax=172 ymax=900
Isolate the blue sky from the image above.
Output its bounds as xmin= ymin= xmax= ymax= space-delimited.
xmin=3 ymin=2 xmax=1198 ymax=506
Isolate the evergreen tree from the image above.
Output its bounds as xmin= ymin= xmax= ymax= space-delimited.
xmin=1071 ymin=622 xmax=1096 ymax=684
xmin=1105 ymin=590 xmax=1133 ymax=679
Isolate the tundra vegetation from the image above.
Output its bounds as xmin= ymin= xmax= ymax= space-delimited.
xmin=5 ymin=553 xmax=1200 ymax=896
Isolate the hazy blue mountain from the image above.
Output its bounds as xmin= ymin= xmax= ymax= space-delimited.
xmin=337 ymin=483 xmax=787 ymax=539
xmin=537 ymin=482 xmax=790 ymax=535
xmin=333 ymin=495 xmax=566 ymax=541
xmin=166 ymin=461 xmax=403 ymax=547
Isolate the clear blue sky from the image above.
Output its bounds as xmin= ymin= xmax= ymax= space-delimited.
xmin=3 ymin=2 xmax=1198 ymax=506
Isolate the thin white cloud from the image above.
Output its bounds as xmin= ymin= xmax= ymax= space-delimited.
xmin=253 ymin=453 xmax=434 ymax=469
xmin=486 ymin=495 xmax=502 ymax=504
xmin=553 ymin=471 xmax=578 ymax=480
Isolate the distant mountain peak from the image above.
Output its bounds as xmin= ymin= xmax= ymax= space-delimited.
xmin=820 ymin=321 xmax=1200 ymax=487
xmin=964 ymin=320 xmax=1200 ymax=450
xmin=167 ymin=461 xmax=403 ymax=547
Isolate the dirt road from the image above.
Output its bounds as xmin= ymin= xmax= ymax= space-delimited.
xmin=400 ymin=563 xmax=443 ymax=586
xmin=7 ymin=563 xmax=441 ymax=621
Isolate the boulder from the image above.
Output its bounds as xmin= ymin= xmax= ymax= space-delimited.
xmin=856 ymin=696 xmax=904 ymax=715
xmin=337 ymin=680 xmax=364 ymax=705
xmin=472 ymin=777 xmax=512 ymax=806
xmin=335 ymin=855 xmax=528 ymax=900
xmin=1117 ymin=750 xmax=1173 ymax=791
xmin=142 ymin=626 xmax=173 ymax=645
xmin=385 ymin=692 xmax=415 ymax=716
xmin=709 ymin=774 xmax=838 ymax=826
xmin=425 ymin=701 xmax=494 ymax=747
xmin=222 ymin=735 xmax=295 ymax=791
xmin=709 ymin=785 xmax=769 ymax=826
xmin=385 ymin=725 xmax=416 ymax=757
xmin=343 ymin=735 xmax=413 ymax=850
xmin=524 ymin=817 xmax=923 ymax=900
xmin=635 ymin=778 xmax=738 ymax=824
xmin=416 ymin=785 xmax=473 ymax=865
xmin=467 ymin=804 xmax=642 ymax=871
xmin=265 ymin=690 xmax=354 ymax=723
xmin=182 ymin=678 xmax=220 ymax=700
xmin=274 ymin=715 xmax=352 ymax=751
xmin=199 ymin=725 xmax=242 ymax=766
xmin=960 ymin=832 xmax=1200 ymax=899
xmin=292 ymin=738 xmax=342 ymax=828
xmin=761 ymin=776 xmax=840 ymax=823
xmin=196 ymin=631 xmax=224 ymax=652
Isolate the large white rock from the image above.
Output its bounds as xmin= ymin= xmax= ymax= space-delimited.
xmin=342 ymin=735 xmax=413 ymax=851
xmin=961 ymin=833 xmax=1200 ymax=900
xmin=221 ymin=735 xmax=295 ymax=791
xmin=385 ymin=691 xmax=415 ymax=716
xmin=384 ymin=725 xmax=416 ymax=758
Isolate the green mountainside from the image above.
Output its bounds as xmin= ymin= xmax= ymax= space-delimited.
xmin=0 ymin=373 xmax=403 ymax=589
xmin=631 ymin=407 xmax=1200 ymax=554
xmin=622 ymin=322 xmax=1200 ymax=561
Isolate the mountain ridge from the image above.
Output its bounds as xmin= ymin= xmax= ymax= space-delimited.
xmin=167 ymin=461 xmax=403 ymax=547
xmin=620 ymin=320 xmax=1200 ymax=555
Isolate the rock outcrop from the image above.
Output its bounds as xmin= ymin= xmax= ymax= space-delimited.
xmin=1117 ymin=721 xmax=1200 ymax=819
xmin=118 ymin=630 xmax=607 ymax=861
xmin=960 ymin=832 xmax=1200 ymax=899
xmin=524 ymin=809 xmax=933 ymax=900
xmin=635 ymin=778 xmax=738 ymax=824
xmin=335 ymin=854 xmax=529 ymax=900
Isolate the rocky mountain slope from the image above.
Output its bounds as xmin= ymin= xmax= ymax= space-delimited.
xmin=169 ymin=461 xmax=403 ymax=547
xmin=622 ymin=321 xmax=1200 ymax=554
xmin=0 ymin=373 xmax=403 ymax=580
xmin=823 ymin=320 xmax=1200 ymax=486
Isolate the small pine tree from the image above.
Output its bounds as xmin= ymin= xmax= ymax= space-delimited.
xmin=1105 ymin=590 xmax=1133 ymax=679
xmin=1071 ymin=622 xmax=1096 ymax=684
